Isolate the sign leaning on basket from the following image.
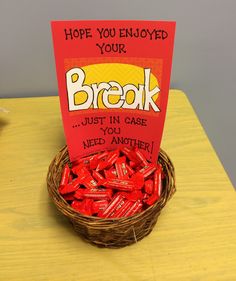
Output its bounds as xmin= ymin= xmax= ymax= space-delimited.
xmin=51 ymin=20 xmax=175 ymax=163
xmin=49 ymin=20 xmax=176 ymax=246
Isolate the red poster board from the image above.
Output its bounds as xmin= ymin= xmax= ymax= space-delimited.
xmin=51 ymin=20 xmax=175 ymax=163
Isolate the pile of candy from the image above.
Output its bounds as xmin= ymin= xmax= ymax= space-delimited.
xmin=58 ymin=147 xmax=163 ymax=218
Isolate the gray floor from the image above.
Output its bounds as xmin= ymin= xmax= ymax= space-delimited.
xmin=0 ymin=0 xmax=235 ymax=188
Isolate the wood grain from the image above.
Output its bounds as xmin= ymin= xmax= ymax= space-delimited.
xmin=0 ymin=90 xmax=235 ymax=281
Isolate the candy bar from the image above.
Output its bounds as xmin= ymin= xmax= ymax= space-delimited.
xmin=72 ymin=164 xmax=90 ymax=177
xmin=143 ymin=193 xmax=149 ymax=201
xmin=71 ymin=199 xmax=93 ymax=216
xmin=110 ymin=199 xmax=125 ymax=217
xmin=95 ymin=160 xmax=109 ymax=171
xmin=69 ymin=175 xmax=73 ymax=182
xmin=62 ymin=193 xmax=75 ymax=201
xmin=89 ymin=155 xmax=99 ymax=170
xmin=120 ymin=147 xmax=132 ymax=157
xmin=72 ymin=157 xmax=90 ymax=169
xmin=104 ymin=168 xmax=117 ymax=179
xmin=97 ymin=151 xmax=109 ymax=160
xmin=59 ymin=178 xmax=80 ymax=194
xmin=74 ymin=188 xmax=113 ymax=200
xmin=153 ymin=169 xmax=162 ymax=197
xmin=120 ymin=147 xmax=140 ymax=165
xmin=129 ymin=161 xmax=137 ymax=168
xmin=96 ymin=150 xmax=119 ymax=171
xmin=71 ymin=200 xmax=85 ymax=212
xmin=126 ymin=163 xmax=135 ymax=176
xmin=106 ymin=150 xmax=119 ymax=165
xmin=115 ymin=156 xmax=129 ymax=179
xmin=111 ymin=200 xmax=133 ymax=218
xmin=98 ymin=194 xmax=125 ymax=218
xmin=124 ymin=200 xmax=143 ymax=217
xmin=131 ymin=164 xmax=156 ymax=187
xmin=76 ymin=152 xmax=107 ymax=171
xmin=83 ymin=198 xmax=93 ymax=216
xmin=92 ymin=200 xmax=109 ymax=214
xmin=127 ymin=190 xmax=143 ymax=201
xmin=134 ymin=148 xmax=148 ymax=167
xmin=139 ymin=163 xmax=157 ymax=178
xmin=144 ymin=179 xmax=154 ymax=194
xmin=92 ymin=170 xmax=104 ymax=182
xmin=101 ymin=178 xmax=134 ymax=192
xmin=145 ymin=194 xmax=159 ymax=206
xmin=82 ymin=175 xmax=98 ymax=189
xmin=73 ymin=189 xmax=84 ymax=200
xmin=131 ymin=172 xmax=144 ymax=189
xmin=83 ymin=190 xmax=112 ymax=200
xmin=59 ymin=164 xmax=70 ymax=187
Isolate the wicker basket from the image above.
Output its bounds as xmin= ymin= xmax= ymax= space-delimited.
xmin=47 ymin=146 xmax=176 ymax=248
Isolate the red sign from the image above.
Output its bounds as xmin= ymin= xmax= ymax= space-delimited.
xmin=51 ymin=20 xmax=175 ymax=163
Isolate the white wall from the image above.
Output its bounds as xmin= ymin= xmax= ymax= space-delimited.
xmin=0 ymin=0 xmax=235 ymax=187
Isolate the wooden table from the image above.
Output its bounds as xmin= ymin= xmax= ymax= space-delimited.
xmin=1 ymin=90 xmax=235 ymax=281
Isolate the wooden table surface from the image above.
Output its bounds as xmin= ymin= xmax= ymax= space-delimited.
xmin=0 ymin=90 xmax=235 ymax=281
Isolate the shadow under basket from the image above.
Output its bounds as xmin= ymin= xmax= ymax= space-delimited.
xmin=47 ymin=146 xmax=176 ymax=248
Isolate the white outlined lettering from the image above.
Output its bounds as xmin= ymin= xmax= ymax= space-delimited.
xmin=66 ymin=67 xmax=160 ymax=112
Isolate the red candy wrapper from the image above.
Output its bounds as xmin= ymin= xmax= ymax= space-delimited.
xmin=115 ymin=156 xmax=129 ymax=179
xmin=58 ymin=146 xmax=164 ymax=217
xmin=82 ymin=175 xmax=98 ymax=189
xmin=138 ymin=163 xmax=157 ymax=178
xmin=131 ymin=172 xmax=145 ymax=190
xmin=74 ymin=188 xmax=113 ymax=200
xmin=96 ymin=150 xmax=119 ymax=171
xmin=98 ymin=194 xmax=125 ymax=218
xmin=127 ymin=190 xmax=144 ymax=201
xmin=153 ymin=168 xmax=162 ymax=197
xmin=97 ymin=151 xmax=109 ymax=160
xmin=89 ymin=155 xmax=99 ymax=170
xmin=72 ymin=164 xmax=90 ymax=178
xmin=73 ymin=189 xmax=84 ymax=200
xmin=59 ymin=164 xmax=70 ymax=187
xmin=120 ymin=147 xmax=140 ymax=165
xmin=62 ymin=193 xmax=75 ymax=201
xmin=59 ymin=178 xmax=80 ymax=194
xmin=144 ymin=180 xmax=154 ymax=194
xmin=71 ymin=200 xmax=93 ymax=216
xmin=145 ymin=195 xmax=159 ymax=206
xmin=101 ymin=178 xmax=135 ymax=192
xmin=111 ymin=200 xmax=134 ymax=218
xmin=104 ymin=168 xmax=117 ymax=179
xmin=83 ymin=199 xmax=94 ymax=216
xmin=92 ymin=200 xmax=109 ymax=214
xmin=92 ymin=170 xmax=104 ymax=182
xmin=124 ymin=200 xmax=143 ymax=217
xmin=134 ymin=148 xmax=148 ymax=167
xmin=71 ymin=200 xmax=84 ymax=212
xmin=126 ymin=163 xmax=135 ymax=176
xmin=83 ymin=190 xmax=112 ymax=200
